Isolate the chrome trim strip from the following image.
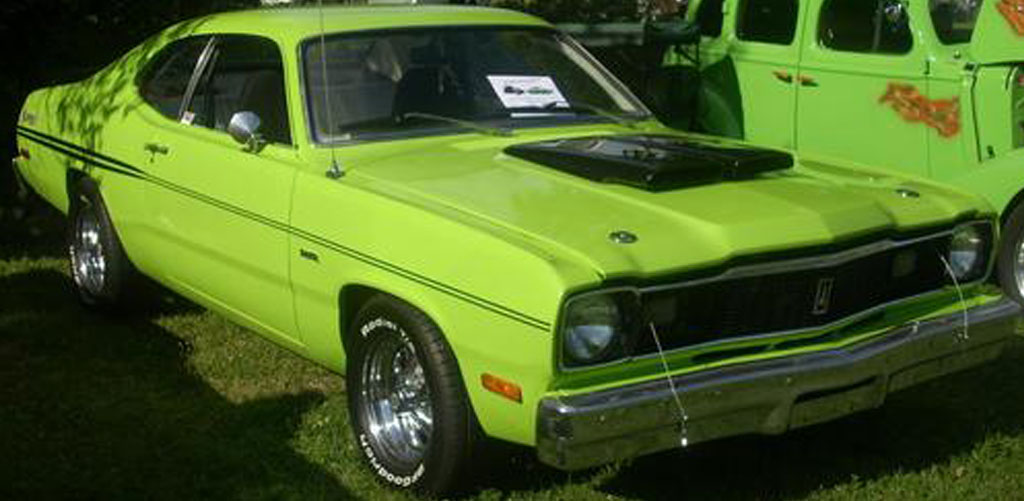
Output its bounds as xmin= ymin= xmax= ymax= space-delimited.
xmin=538 ymin=298 xmax=1022 ymax=471
xmin=178 ymin=36 xmax=218 ymax=121
xmin=641 ymin=227 xmax=962 ymax=294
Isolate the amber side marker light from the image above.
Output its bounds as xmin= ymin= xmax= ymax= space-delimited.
xmin=481 ymin=373 xmax=523 ymax=403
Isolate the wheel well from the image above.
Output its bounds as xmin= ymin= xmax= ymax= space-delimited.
xmin=66 ymin=169 xmax=85 ymax=201
xmin=1001 ymin=189 xmax=1024 ymax=227
xmin=338 ymin=284 xmax=379 ymax=348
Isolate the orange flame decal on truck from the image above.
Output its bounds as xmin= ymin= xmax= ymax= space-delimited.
xmin=879 ymin=83 xmax=961 ymax=138
xmin=998 ymin=0 xmax=1024 ymax=36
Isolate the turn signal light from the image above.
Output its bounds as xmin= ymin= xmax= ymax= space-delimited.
xmin=481 ymin=373 xmax=522 ymax=403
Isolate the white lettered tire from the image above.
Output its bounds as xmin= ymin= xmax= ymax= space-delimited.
xmin=346 ymin=294 xmax=477 ymax=495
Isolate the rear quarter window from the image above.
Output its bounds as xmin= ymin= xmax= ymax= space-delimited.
xmin=930 ymin=0 xmax=982 ymax=44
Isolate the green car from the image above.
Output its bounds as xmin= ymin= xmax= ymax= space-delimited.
xmin=672 ymin=0 xmax=1024 ymax=302
xmin=11 ymin=5 xmax=1023 ymax=495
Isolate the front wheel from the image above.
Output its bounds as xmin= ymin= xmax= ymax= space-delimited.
xmin=997 ymin=203 xmax=1024 ymax=305
xmin=346 ymin=295 xmax=477 ymax=495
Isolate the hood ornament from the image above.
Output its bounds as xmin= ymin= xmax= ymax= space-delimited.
xmin=609 ymin=230 xmax=638 ymax=244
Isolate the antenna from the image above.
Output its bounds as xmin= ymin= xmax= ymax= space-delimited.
xmin=318 ymin=0 xmax=344 ymax=179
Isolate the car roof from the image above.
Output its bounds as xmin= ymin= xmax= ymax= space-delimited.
xmin=188 ymin=5 xmax=551 ymax=41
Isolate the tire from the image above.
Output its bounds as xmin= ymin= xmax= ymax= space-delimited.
xmin=67 ymin=177 xmax=135 ymax=307
xmin=347 ymin=294 xmax=477 ymax=495
xmin=998 ymin=202 xmax=1024 ymax=305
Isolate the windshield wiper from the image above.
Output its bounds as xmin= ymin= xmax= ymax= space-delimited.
xmin=401 ymin=112 xmax=514 ymax=137
xmin=541 ymin=100 xmax=640 ymax=128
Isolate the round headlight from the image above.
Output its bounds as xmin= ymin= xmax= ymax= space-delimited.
xmin=563 ymin=294 xmax=622 ymax=365
xmin=949 ymin=224 xmax=985 ymax=280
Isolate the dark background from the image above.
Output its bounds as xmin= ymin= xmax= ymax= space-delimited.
xmin=0 ymin=0 xmax=265 ymax=212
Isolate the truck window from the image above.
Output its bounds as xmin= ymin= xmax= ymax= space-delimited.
xmin=929 ymin=0 xmax=982 ymax=44
xmin=696 ymin=0 xmax=724 ymax=37
xmin=737 ymin=0 xmax=799 ymax=44
xmin=819 ymin=0 xmax=913 ymax=54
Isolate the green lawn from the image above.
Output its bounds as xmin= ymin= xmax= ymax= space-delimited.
xmin=4 ymin=204 xmax=1024 ymax=500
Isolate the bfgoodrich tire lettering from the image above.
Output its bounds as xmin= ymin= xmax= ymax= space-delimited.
xmin=347 ymin=294 xmax=476 ymax=495
xmin=67 ymin=177 xmax=135 ymax=306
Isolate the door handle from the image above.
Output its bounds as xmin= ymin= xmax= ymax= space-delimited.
xmin=773 ymin=71 xmax=794 ymax=84
xmin=144 ymin=142 xmax=170 ymax=155
xmin=798 ymin=75 xmax=819 ymax=87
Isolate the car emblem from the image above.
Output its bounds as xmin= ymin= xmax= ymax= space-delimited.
xmin=812 ymin=277 xmax=835 ymax=315
xmin=609 ymin=230 xmax=638 ymax=244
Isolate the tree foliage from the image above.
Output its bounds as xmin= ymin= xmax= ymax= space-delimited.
xmin=0 ymin=0 xmax=260 ymax=206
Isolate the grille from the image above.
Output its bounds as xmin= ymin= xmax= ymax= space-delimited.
xmin=636 ymin=234 xmax=953 ymax=355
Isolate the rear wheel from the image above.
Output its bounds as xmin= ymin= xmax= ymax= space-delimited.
xmin=347 ymin=294 xmax=476 ymax=495
xmin=998 ymin=202 xmax=1024 ymax=305
xmin=67 ymin=177 xmax=135 ymax=306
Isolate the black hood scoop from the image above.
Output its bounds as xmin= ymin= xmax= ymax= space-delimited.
xmin=504 ymin=134 xmax=793 ymax=191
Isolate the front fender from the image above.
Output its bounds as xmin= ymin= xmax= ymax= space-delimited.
xmin=947 ymin=149 xmax=1024 ymax=216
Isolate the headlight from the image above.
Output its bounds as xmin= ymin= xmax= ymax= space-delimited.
xmin=948 ymin=222 xmax=990 ymax=281
xmin=562 ymin=293 xmax=627 ymax=366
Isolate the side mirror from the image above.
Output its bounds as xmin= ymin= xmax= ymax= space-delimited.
xmin=645 ymin=20 xmax=701 ymax=46
xmin=228 ymin=111 xmax=266 ymax=153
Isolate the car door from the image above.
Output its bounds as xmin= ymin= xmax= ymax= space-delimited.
xmin=796 ymin=0 xmax=931 ymax=177
xmin=727 ymin=0 xmax=804 ymax=149
xmin=138 ymin=34 xmax=302 ymax=347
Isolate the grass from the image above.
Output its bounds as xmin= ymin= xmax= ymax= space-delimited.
xmin=4 ymin=203 xmax=1024 ymax=501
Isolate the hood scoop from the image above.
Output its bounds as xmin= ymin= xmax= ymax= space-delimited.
xmin=505 ymin=134 xmax=793 ymax=191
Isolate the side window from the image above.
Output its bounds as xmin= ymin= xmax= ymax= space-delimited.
xmin=695 ymin=0 xmax=724 ymax=37
xmin=819 ymin=0 xmax=912 ymax=54
xmin=737 ymin=0 xmax=799 ymax=44
xmin=187 ymin=36 xmax=291 ymax=145
xmin=138 ymin=37 xmax=210 ymax=120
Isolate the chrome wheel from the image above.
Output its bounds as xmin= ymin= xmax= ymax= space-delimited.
xmin=1015 ymin=237 xmax=1024 ymax=299
xmin=360 ymin=330 xmax=433 ymax=467
xmin=72 ymin=200 xmax=106 ymax=296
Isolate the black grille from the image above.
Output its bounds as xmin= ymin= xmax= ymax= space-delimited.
xmin=637 ymin=235 xmax=954 ymax=354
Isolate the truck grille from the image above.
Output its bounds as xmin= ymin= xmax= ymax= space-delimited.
xmin=636 ymin=233 xmax=954 ymax=355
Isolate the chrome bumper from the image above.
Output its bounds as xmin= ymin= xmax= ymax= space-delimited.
xmin=537 ymin=298 xmax=1022 ymax=471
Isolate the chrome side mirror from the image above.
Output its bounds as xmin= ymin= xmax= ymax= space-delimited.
xmin=228 ymin=111 xmax=266 ymax=153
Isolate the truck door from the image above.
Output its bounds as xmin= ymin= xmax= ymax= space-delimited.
xmin=725 ymin=0 xmax=804 ymax=149
xmin=796 ymin=0 xmax=931 ymax=177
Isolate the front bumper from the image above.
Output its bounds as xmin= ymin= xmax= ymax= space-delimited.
xmin=537 ymin=298 xmax=1022 ymax=470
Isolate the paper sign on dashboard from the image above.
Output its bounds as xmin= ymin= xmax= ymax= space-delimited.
xmin=487 ymin=76 xmax=568 ymax=110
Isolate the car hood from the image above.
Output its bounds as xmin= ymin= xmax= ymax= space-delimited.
xmin=344 ymin=129 xmax=986 ymax=282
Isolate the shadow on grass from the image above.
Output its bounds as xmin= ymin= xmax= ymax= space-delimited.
xmin=0 ymin=198 xmax=66 ymax=261
xmin=476 ymin=341 xmax=1024 ymax=500
xmin=0 ymin=268 xmax=352 ymax=500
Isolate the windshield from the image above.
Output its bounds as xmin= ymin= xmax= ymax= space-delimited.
xmin=929 ymin=0 xmax=983 ymax=44
xmin=302 ymin=27 xmax=647 ymax=143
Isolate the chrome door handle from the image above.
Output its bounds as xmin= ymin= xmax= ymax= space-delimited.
xmin=144 ymin=143 xmax=170 ymax=155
